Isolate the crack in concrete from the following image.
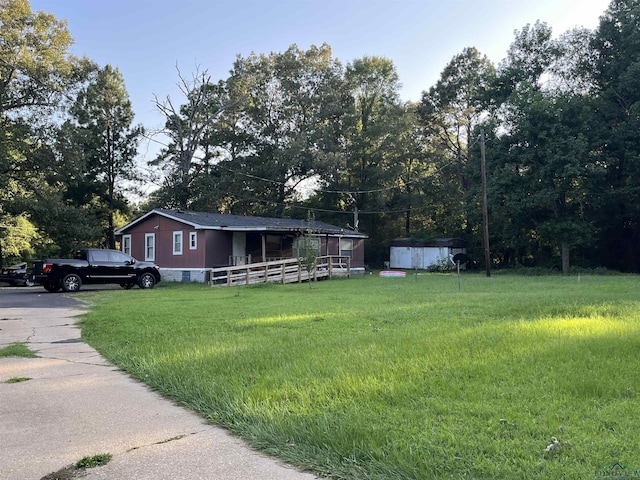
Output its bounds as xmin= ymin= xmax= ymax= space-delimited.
xmin=27 ymin=327 xmax=37 ymax=343
xmin=126 ymin=431 xmax=203 ymax=453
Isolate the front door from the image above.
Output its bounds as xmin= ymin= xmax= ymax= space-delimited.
xmin=232 ymin=232 xmax=247 ymax=264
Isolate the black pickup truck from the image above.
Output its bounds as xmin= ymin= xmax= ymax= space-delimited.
xmin=30 ymin=248 xmax=161 ymax=293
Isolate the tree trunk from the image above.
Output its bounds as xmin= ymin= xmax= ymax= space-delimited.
xmin=404 ymin=208 xmax=411 ymax=237
xmin=561 ymin=241 xmax=570 ymax=275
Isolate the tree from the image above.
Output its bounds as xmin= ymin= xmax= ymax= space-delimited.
xmin=488 ymin=89 xmax=595 ymax=272
xmin=420 ymin=48 xmax=495 ymax=185
xmin=296 ymin=212 xmax=320 ymax=288
xmin=215 ymin=44 xmax=347 ymax=216
xmin=483 ymin=20 xmax=605 ymax=272
xmin=0 ymin=213 xmax=39 ymax=266
xmin=69 ymin=65 xmax=143 ymax=249
xmin=0 ymin=0 xmax=94 ymax=262
xmin=589 ymin=0 xmax=640 ymax=271
xmin=415 ymin=48 xmax=496 ymax=270
xmin=149 ymin=67 xmax=230 ymax=209
xmin=149 ymin=45 xmax=348 ymax=215
xmin=0 ymin=0 xmax=90 ymax=117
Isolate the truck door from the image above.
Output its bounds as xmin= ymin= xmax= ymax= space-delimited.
xmin=87 ymin=250 xmax=111 ymax=279
xmin=107 ymin=250 xmax=137 ymax=281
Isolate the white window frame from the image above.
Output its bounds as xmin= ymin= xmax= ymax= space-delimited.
xmin=340 ymin=238 xmax=353 ymax=258
xmin=145 ymin=233 xmax=155 ymax=262
xmin=173 ymin=231 xmax=183 ymax=255
xmin=189 ymin=231 xmax=197 ymax=250
xmin=121 ymin=234 xmax=131 ymax=255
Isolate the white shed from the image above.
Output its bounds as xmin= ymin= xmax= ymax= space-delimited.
xmin=389 ymin=238 xmax=467 ymax=270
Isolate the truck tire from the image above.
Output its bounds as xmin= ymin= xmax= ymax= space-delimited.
xmin=43 ymin=282 xmax=61 ymax=293
xmin=61 ymin=273 xmax=82 ymax=292
xmin=138 ymin=272 xmax=156 ymax=289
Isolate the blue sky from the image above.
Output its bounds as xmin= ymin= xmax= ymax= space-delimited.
xmin=30 ymin=0 xmax=612 ymax=161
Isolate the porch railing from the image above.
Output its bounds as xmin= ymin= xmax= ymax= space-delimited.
xmin=209 ymin=255 xmax=351 ymax=287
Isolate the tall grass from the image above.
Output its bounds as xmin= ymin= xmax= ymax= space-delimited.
xmin=81 ymin=274 xmax=640 ymax=479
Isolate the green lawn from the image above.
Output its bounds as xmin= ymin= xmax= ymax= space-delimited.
xmin=80 ymin=273 xmax=640 ymax=479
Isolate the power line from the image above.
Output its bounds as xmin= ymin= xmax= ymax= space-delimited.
xmin=215 ymin=158 xmax=457 ymax=196
xmin=222 ymin=190 xmax=434 ymax=216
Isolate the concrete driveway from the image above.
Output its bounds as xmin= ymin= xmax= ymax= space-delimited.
xmin=0 ymin=286 xmax=320 ymax=480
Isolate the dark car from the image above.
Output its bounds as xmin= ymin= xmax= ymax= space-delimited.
xmin=0 ymin=262 xmax=35 ymax=287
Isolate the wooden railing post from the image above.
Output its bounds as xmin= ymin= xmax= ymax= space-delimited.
xmin=209 ymin=257 xmax=350 ymax=287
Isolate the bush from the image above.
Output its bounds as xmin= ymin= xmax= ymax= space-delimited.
xmin=426 ymin=256 xmax=454 ymax=272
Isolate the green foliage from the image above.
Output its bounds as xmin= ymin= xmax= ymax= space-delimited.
xmin=4 ymin=376 xmax=31 ymax=383
xmin=0 ymin=0 xmax=108 ymax=257
xmin=74 ymin=453 xmax=112 ymax=469
xmin=0 ymin=213 xmax=39 ymax=264
xmin=296 ymin=212 xmax=319 ymax=287
xmin=0 ymin=0 xmax=78 ymax=115
xmin=82 ymin=275 xmax=640 ymax=479
xmin=67 ymin=64 xmax=143 ymax=248
xmin=425 ymin=256 xmax=453 ymax=272
xmin=0 ymin=343 xmax=37 ymax=358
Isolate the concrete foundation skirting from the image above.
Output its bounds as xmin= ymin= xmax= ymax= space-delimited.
xmin=159 ymin=268 xmax=209 ymax=283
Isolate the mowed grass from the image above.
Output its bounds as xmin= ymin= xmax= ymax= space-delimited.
xmin=81 ymin=274 xmax=640 ymax=479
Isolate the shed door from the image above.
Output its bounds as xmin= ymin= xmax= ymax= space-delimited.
xmin=411 ymin=248 xmax=424 ymax=269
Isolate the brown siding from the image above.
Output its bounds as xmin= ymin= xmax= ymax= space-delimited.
xmin=118 ymin=214 xmax=209 ymax=268
xmin=352 ymin=238 xmax=365 ymax=267
xmin=204 ymin=230 xmax=233 ymax=267
xmin=323 ymin=236 xmax=365 ymax=268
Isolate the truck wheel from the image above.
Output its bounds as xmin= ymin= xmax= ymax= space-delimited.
xmin=61 ymin=274 xmax=82 ymax=292
xmin=138 ymin=273 xmax=156 ymax=289
xmin=43 ymin=282 xmax=60 ymax=293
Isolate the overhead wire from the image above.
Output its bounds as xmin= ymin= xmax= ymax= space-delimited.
xmin=214 ymin=157 xmax=458 ymax=197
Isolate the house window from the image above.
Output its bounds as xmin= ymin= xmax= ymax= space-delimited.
xmin=173 ymin=231 xmax=183 ymax=255
xmin=121 ymin=235 xmax=131 ymax=255
xmin=145 ymin=233 xmax=155 ymax=262
xmin=293 ymin=237 xmax=321 ymax=258
xmin=189 ymin=231 xmax=197 ymax=250
xmin=265 ymin=235 xmax=281 ymax=251
xmin=340 ymin=238 xmax=353 ymax=258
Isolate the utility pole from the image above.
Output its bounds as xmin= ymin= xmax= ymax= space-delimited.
xmin=353 ymin=205 xmax=359 ymax=232
xmin=480 ymin=130 xmax=491 ymax=277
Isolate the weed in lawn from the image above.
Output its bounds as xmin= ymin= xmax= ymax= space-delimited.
xmin=41 ymin=453 xmax=112 ymax=480
xmin=80 ymin=274 xmax=640 ymax=479
xmin=0 ymin=343 xmax=37 ymax=358
xmin=74 ymin=453 xmax=112 ymax=469
xmin=4 ymin=376 xmax=31 ymax=383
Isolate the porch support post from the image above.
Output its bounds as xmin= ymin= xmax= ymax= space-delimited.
xmin=261 ymin=234 xmax=266 ymax=262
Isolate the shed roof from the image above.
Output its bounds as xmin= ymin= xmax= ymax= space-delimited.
xmin=116 ymin=209 xmax=367 ymax=238
xmin=390 ymin=238 xmax=466 ymax=248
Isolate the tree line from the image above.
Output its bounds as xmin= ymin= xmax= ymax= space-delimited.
xmin=1 ymin=0 xmax=639 ymax=272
